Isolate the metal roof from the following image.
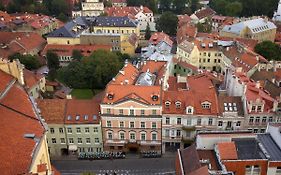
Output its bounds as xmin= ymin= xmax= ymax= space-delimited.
xmin=258 ymin=134 xmax=281 ymax=161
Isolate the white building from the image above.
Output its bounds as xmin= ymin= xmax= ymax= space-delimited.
xmin=273 ymin=0 xmax=281 ymax=22
xmin=72 ymin=0 xmax=104 ymax=18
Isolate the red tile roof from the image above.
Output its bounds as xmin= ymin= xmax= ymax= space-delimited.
xmin=194 ymin=7 xmax=216 ymax=20
xmin=42 ymin=44 xmax=111 ymax=57
xmin=0 ymin=73 xmax=45 ymax=174
xmin=149 ymin=32 xmax=173 ymax=46
xmin=37 ymin=99 xmax=67 ymax=124
xmin=0 ymin=32 xmax=46 ymax=58
xmin=177 ymin=23 xmax=197 ymax=43
xmin=217 ymin=142 xmax=238 ymax=160
xmin=65 ymin=99 xmax=100 ymax=124
xmin=163 ymin=74 xmax=219 ymax=115
xmin=24 ymin=69 xmax=43 ymax=90
xmin=105 ymin=6 xmax=152 ymax=18
xmin=178 ymin=15 xmax=192 ymax=27
xmin=0 ymin=69 xmax=15 ymax=94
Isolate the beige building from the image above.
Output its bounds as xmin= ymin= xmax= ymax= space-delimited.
xmin=220 ymin=18 xmax=277 ymax=42
xmin=0 ymin=70 xmax=54 ymax=175
xmin=72 ymin=0 xmax=104 ymax=17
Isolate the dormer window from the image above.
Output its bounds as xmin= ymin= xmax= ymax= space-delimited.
xmin=186 ymin=106 xmax=193 ymax=114
xmin=175 ymin=101 xmax=181 ymax=109
xmin=84 ymin=115 xmax=88 ymax=120
xmin=107 ymin=93 xmax=114 ymax=100
xmin=152 ymin=95 xmax=159 ymax=101
xmin=202 ymin=102 xmax=211 ymax=109
xmin=75 ymin=115 xmax=80 ymax=121
xmin=165 ymin=101 xmax=171 ymax=108
xmin=67 ymin=115 xmax=72 ymax=120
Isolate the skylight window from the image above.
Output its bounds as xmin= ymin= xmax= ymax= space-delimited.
xmin=84 ymin=115 xmax=88 ymax=120
xmin=67 ymin=115 xmax=72 ymax=120
xmin=75 ymin=115 xmax=80 ymax=121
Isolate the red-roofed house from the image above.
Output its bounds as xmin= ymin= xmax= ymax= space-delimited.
xmin=100 ymin=61 xmax=168 ymax=153
xmin=0 ymin=70 xmax=54 ymax=175
xmin=105 ymin=6 xmax=155 ymax=33
xmin=0 ymin=32 xmax=46 ymax=59
xmin=162 ymin=74 xmax=220 ymax=152
xmin=190 ymin=7 xmax=216 ymax=24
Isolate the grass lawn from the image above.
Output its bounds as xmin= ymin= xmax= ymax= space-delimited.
xmin=71 ymin=89 xmax=94 ymax=99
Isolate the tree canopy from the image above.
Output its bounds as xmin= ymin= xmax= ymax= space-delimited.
xmin=145 ymin=23 xmax=152 ymax=40
xmin=210 ymin=0 xmax=278 ymax=17
xmin=57 ymin=50 xmax=126 ymax=89
xmin=156 ymin=11 xmax=178 ymax=36
xmin=46 ymin=50 xmax=60 ymax=70
xmin=9 ymin=53 xmax=41 ymax=70
xmin=254 ymin=41 xmax=281 ymax=61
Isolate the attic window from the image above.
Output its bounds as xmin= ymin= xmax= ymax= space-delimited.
xmin=108 ymin=93 xmax=114 ymax=100
xmin=152 ymin=95 xmax=159 ymax=101
xmin=84 ymin=115 xmax=88 ymax=120
xmin=165 ymin=101 xmax=171 ymax=108
xmin=175 ymin=101 xmax=181 ymax=109
xmin=93 ymin=115 xmax=97 ymax=120
xmin=67 ymin=115 xmax=72 ymax=120
xmin=75 ymin=115 xmax=80 ymax=121
xmin=202 ymin=102 xmax=210 ymax=109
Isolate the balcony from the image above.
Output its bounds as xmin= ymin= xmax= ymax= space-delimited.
xmin=182 ymin=125 xmax=196 ymax=131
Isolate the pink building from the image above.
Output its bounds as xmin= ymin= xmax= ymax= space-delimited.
xmin=100 ymin=61 xmax=168 ymax=153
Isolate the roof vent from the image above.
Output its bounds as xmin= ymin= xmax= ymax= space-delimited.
xmin=24 ymin=133 xmax=35 ymax=139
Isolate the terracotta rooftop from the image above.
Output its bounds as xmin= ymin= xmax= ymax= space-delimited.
xmin=0 ymin=69 xmax=15 ymax=94
xmin=65 ymin=99 xmax=100 ymax=124
xmin=178 ymin=14 xmax=192 ymax=27
xmin=149 ymin=32 xmax=173 ymax=46
xmin=37 ymin=99 xmax=67 ymax=124
xmin=163 ymin=74 xmax=219 ymax=115
xmin=105 ymin=6 xmax=152 ymax=18
xmin=194 ymin=7 xmax=216 ymax=20
xmin=24 ymin=69 xmax=43 ymax=90
xmin=218 ymin=95 xmax=244 ymax=116
xmin=217 ymin=142 xmax=238 ymax=160
xmin=0 ymin=32 xmax=46 ymax=58
xmin=42 ymin=44 xmax=111 ymax=57
xmin=177 ymin=23 xmax=197 ymax=43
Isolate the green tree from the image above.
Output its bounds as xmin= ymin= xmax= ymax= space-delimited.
xmin=0 ymin=1 xmax=5 ymax=11
xmin=58 ymin=13 xmax=68 ymax=22
xmin=209 ymin=0 xmax=227 ymax=15
xmin=156 ymin=11 xmax=178 ymax=36
xmin=9 ymin=53 xmax=41 ymax=70
xmin=254 ymin=41 xmax=281 ymax=61
xmin=72 ymin=50 xmax=83 ymax=61
xmin=190 ymin=0 xmax=199 ymax=13
xmin=225 ymin=1 xmax=242 ymax=16
xmin=174 ymin=0 xmax=187 ymax=14
xmin=46 ymin=50 xmax=60 ymax=70
xmin=145 ymin=23 xmax=152 ymax=40
xmin=159 ymin=0 xmax=172 ymax=12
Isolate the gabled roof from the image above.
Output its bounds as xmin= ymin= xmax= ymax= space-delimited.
xmin=0 ymin=69 xmax=15 ymax=94
xmin=105 ymin=6 xmax=152 ymax=17
xmin=149 ymin=32 xmax=173 ymax=47
xmin=217 ymin=142 xmax=238 ymax=160
xmin=24 ymin=69 xmax=43 ymax=90
xmin=37 ymin=99 xmax=66 ymax=124
xmin=194 ymin=7 xmax=216 ymax=20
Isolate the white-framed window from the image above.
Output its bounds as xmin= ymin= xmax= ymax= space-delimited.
xmin=95 ymin=138 xmax=99 ymax=143
xmin=187 ymin=108 xmax=192 ymax=114
xmin=119 ymin=109 xmax=123 ymax=115
xmin=60 ymin=138 xmax=65 ymax=144
xmin=107 ymin=132 xmax=113 ymax=140
xmin=177 ymin=118 xmax=181 ymax=125
xmin=152 ymin=122 xmax=157 ymax=128
xmin=67 ymin=127 xmax=72 ymax=133
xmin=141 ymin=122 xmax=145 ymax=128
xmin=85 ymin=127 xmax=89 ymax=133
xmin=119 ymin=132 xmax=125 ymax=140
xmin=59 ymin=128 xmax=64 ymax=133
xmin=197 ymin=119 xmax=202 ymax=125
xmin=76 ymin=127 xmax=81 ymax=133
xmin=77 ymin=138 xmax=82 ymax=144
xmin=130 ymin=132 xmax=136 ymax=140
xmin=93 ymin=127 xmax=98 ymax=132
xmin=165 ymin=129 xmax=169 ymax=137
xmin=218 ymin=121 xmax=223 ymax=126
xmin=130 ymin=109 xmax=134 ymax=115
xmin=52 ymin=138 xmax=56 ymax=143
xmin=166 ymin=117 xmax=170 ymax=124
xmin=176 ymin=130 xmax=181 ymax=137
xmin=141 ymin=109 xmax=145 ymax=115
xmin=107 ymin=121 xmax=112 ymax=127
xmin=141 ymin=133 xmax=146 ymax=141
xmin=236 ymin=121 xmax=241 ymax=127
xmin=152 ymin=109 xmax=157 ymax=115
xmin=202 ymin=102 xmax=210 ymax=109
xmin=152 ymin=133 xmax=157 ymax=141
xmin=69 ymin=138 xmax=74 ymax=144
xmin=50 ymin=128 xmax=55 ymax=134
xmin=208 ymin=118 xmax=213 ymax=125
xmin=119 ymin=121 xmax=124 ymax=128
xmin=86 ymin=138 xmax=91 ymax=144
xmin=130 ymin=121 xmax=135 ymax=128
xmin=107 ymin=108 xmax=111 ymax=114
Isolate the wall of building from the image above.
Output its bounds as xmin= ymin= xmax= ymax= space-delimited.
xmin=47 ymin=37 xmax=80 ymax=45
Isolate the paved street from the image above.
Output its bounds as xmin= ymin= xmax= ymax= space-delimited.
xmin=52 ymin=156 xmax=176 ymax=175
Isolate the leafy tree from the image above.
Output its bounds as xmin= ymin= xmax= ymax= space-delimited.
xmin=174 ymin=0 xmax=188 ymax=14
xmin=156 ymin=11 xmax=178 ymax=36
xmin=225 ymin=2 xmax=242 ymax=16
xmin=50 ymin=0 xmax=69 ymax=16
xmin=72 ymin=50 xmax=83 ymax=61
xmin=254 ymin=41 xmax=281 ymax=61
xmin=190 ymin=0 xmax=199 ymax=13
xmin=46 ymin=50 xmax=60 ymax=70
xmin=6 ymin=2 xmax=20 ymax=13
xmin=0 ymin=1 xmax=5 ymax=11
xmin=58 ymin=13 xmax=68 ymax=22
xmin=209 ymin=0 xmax=227 ymax=15
xmin=159 ymin=0 xmax=172 ymax=12
xmin=196 ymin=17 xmax=212 ymax=33
xmin=145 ymin=23 xmax=152 ymax=40
xmin=9 ymin=53 xmax=41 ymax=70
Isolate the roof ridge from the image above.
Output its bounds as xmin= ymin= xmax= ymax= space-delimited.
xmin=0 ymin=77 xmax=16 ymax=100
